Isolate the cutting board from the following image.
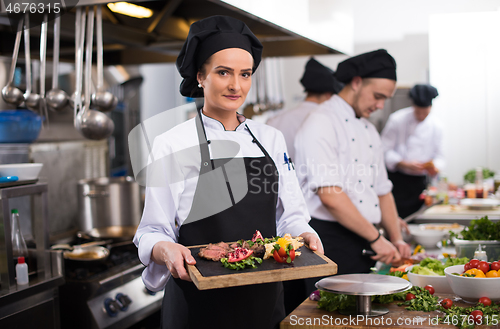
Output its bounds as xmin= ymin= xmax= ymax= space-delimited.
xmin=187 ymin=244 xmax=337 ymax=290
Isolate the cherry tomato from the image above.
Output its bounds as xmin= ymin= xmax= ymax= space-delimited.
xmin=470 ymin=310 xmax=483 ymax=325
xmin=277 ymin=247 xmax=287 ymax=258
xmin=479 ymin=297 xmax=492 ymax=306
xmin=424 ymin=285 xmax=435 ymax=295
xmin=289 ymin=248 xmax=295 ymax=262
xmin=441 ymin=298 xmax=453 ymax=309
xmin=464 ymin=262 xmax=471 ymax=271
xmin=273 ymin=250 xmax=286 ymax=263
xmin=469 ymin=259 xmax=480 ymax=269
xmin=406 ymin=293 xmax=416 ymax=301
xmin=491 ymin=261 xmax=500 ymax=271
xmin=477 ymin=261 xmax=490 ymax=274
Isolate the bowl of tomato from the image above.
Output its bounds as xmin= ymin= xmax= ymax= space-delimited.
xmin=445 ymin=264 xmax=500 ymax=302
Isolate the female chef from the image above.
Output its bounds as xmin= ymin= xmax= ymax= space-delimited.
xmin=133 ymin=15 xmax=322 ymax=329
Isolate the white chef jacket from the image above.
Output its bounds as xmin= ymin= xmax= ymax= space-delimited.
xmin=133 ymin=111 xmax=315 ymax=291
xmin=267 ymin=101 xmax=320 ymax=161
xmin=294 ymin=95 xmax=393 ymax=224
xmin=381 ymin=107 xmax=445 ymax=175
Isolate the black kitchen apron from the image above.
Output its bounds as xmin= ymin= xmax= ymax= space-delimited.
xmin=388 ymin=171 xmax=427 ymax=219
xmin=161 ymin=112 xmax=284 ymax=329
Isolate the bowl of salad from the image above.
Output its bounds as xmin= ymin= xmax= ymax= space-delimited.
xmin=445 ymin=264 xmax=500 ymax=302
xmin=406 ymin=257 xmax=469 ymax=294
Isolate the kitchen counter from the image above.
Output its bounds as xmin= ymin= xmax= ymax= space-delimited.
xmin=414 ymin=204 xmax=500 ymax=224
xmin=280 ymin=295 xmax=496 ymax=329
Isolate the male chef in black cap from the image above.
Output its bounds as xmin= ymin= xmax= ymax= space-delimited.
xmin=267 ymin=58 xmax=343 ymax=161
xmin=381 ymin=84 xmax=444 ymax=218
xmin=295 ymin=49 xmax=411 ymax=277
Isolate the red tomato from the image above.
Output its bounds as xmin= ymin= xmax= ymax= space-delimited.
xmin=273 ymin=250 xmax=286 ymax=263
xmin=424 ymin=285 xmax=435 ymax=295
xmin=479 ymin=297 xmax=492 ymax=306
xmin=406 ymin=293 xmax=416 ymax=301
xmin=277 ymin=247 xmax=287 ymax=258
xmin=470 ymin=310 xmax=483 ymax=325
xmin=289 ymin=248 xmax=295 ymax=262
xmin=464 ymin=262 xmax=471 ymax=271
xmin=491 ymin=261 xmax=500 ymax=271
xmin=469 ymin=259 xmax=480 ymax=269
xmin=477 ymin=261 xmax=490 ymax=274
xmin=441 ymin=298 xmax=453 ymax=309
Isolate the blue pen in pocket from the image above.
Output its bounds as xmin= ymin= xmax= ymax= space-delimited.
xmin=283 ymin=152 xmax=290 ymax=170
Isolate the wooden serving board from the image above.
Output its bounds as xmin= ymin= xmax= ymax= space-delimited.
xmin=187 ymin=244 xmax=337 ymax=290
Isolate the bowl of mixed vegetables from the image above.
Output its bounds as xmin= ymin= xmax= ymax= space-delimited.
xmin=406 ymin=257 xmax=469 ymax=294
xmin=445 ymin=263 xmax=500 ymax=302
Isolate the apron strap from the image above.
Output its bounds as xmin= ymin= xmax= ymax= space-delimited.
xmin=195 ymin=110 xmax=213 ymax=173
xmin=245 ymin=123 xmax=272 ymax=159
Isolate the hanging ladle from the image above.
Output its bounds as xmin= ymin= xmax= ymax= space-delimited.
xmin=75 ymin=7 xmax=114 ymax=140
xmin=1 ymin=18 xmax=24 ymax=106
xmin=91 ymin=5 xmax=117 ymax=112
xmin=24 ymin=14 xmax=41 ymax=112
xmin=46 ymin=15 xmax=68 ymax=111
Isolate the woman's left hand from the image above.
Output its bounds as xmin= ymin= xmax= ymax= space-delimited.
xmin=300 ymin=232 xmax=324 ymax=254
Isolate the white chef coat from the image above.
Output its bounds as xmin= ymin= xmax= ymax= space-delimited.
xmin=294 ymin=95 xmax=393 ymax=224
xmin=266 ymin=101 xmax=320 ymax=161
xmin=133 ymin=111 xmax=315 ymax=291
xmin=381 ymin=106 xmax=445 ymax=175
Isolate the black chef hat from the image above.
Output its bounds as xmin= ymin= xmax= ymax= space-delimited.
xmin=176 ymin=15 xmax=263 ymax=98
xmin=409 ymin=84 xmax=439 ymax=107
xmin=335 ymin=49 xmax=397 ymax=84
xmin=300 ymin=58 xmax=344 ymax=94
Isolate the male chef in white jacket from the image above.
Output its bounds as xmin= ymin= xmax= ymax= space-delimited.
xmin=267 ymin=58 xmax=343 ymax=161
xmin=295 ymin=49 xmax=411 ymax=277
xmin=381 ymin=84 xmax=444 ymax=218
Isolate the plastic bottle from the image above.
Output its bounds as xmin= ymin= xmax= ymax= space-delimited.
xmin=11 ymin=209 xmax=28 ymax=264
xmin=16 ymin=256 xmax=29 ymax=285
xmin=474 ymin=245 xmax=488 ymax=262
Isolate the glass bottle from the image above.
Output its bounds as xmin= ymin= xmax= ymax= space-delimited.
xmin=475 ymin=167 xmax=484 ymax=198
xmin=11 ymin=209 xmax=28 ymax=265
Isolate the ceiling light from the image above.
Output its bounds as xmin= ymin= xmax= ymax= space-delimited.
xmin=107 ymin=2 xmax=153 ymax=19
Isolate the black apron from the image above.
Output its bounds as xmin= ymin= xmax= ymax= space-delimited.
xmin=388 ymin=171 xmax=427 ymax=218
xmin=161 ymin=112 xmax=285 ymax=329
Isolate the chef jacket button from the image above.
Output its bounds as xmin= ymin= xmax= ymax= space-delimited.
xmin=360 ymin=200 xmax=363 ymax=203
xmin=375 ymin=204 xmax=378 ymax=207
xmin=355 ymin=159 xmax=357 ymax=162
xmin=369 ymin=145 xmax=372 ymax=148
xmin=204 ymin=162 xmax=209 ymax=166
xmin=370 ymin=185 xmax=374 ymax=188
xmin=345 ymin=119 xmax=348 ymax=122
xmin=365 ymin=125 xmax=368 ymax=128
xmin=359 ymin=180 xmax=361 ymax=183
xmin=352 ymin=138 xmax=355 ymax=142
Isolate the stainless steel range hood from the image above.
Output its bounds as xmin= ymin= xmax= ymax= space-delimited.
xmin=0 ymin=0 xmax=343 ymax=65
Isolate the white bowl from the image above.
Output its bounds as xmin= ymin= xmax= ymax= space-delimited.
xmin=409 ymin=226 xmax=446 ymax=249
xmin=460 ymin=198 xmax=500 ymax=210
xmin=0 ymin=163 xmax=43 ymax=180
xmin=406 ymin=265 xmax=453 ymax=294
xmin=445 ymin=265 xmax=500 ymax=302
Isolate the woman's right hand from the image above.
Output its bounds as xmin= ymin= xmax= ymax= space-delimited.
xmin=151 ymin=241 xmax=196 ymax=281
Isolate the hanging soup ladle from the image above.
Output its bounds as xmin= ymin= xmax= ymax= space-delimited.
xmin=75 ymin=7 xmax=114 ymax=140
xmin=46 ymin=15 xmax=68 ymax=111
xmin=1 ymin=18 xmax=24 ymax=106
xmin=38 ymin=13 xmax=50 ymax=126
xmin=24 ymin=14 xmax=42 ymax=115
xmin=91 ymin=5 xmax=117 ymax=112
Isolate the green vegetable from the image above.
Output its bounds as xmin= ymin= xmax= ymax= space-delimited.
xmin=317 ymin=290 xmax=407 ymax=312
xmin=439 ymin=302 xmax=500 ymax=328
xmin=450 ymin=216 xmax=500 ymax=241
xmin=412 ymin=257 xmax=469 ymax=276
xmin=220 ymin=255 xmax=262 ymax=270
xmin=397 ymin=286 xmax=439 ymax=312
xmin=388 ymin=270 xmax=406 ymax=278
xmin=464 ymin=168 xmax=495 ymax=184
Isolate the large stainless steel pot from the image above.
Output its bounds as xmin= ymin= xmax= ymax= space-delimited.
xmin=77 ymin=176 xmax=141 ymax=233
